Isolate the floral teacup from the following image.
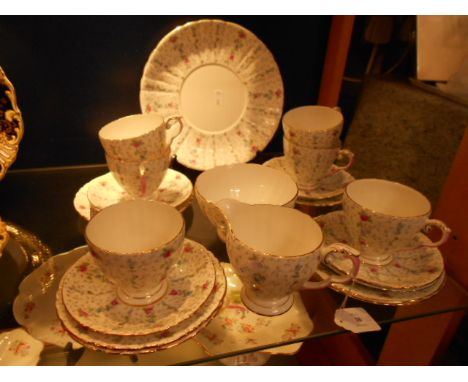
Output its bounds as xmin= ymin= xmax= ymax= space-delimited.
xmin=216 ymin=199 xmax=360 ymax=316
xmin=282 ymin=105 xmax=343 ymax=148
xmin=85 ymin=200 xmax=185 ymax=306
xmin=99 ymin=113 xmax=182 ymax=161
xmin=283 ymin=136 xmax=354 ymax=188
xmin=342 ymin=178 xmax=451 ymax=265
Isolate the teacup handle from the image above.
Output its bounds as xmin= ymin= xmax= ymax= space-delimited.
xmin=165 ymin=116 xmax=183 ymax=146
xmin=420 ymin=219 xmax=451 ymax=247
xmin=333 ymin=149 xmax=354 ymax=172
xmin=302 ymin=243 xmax=360 ymax=289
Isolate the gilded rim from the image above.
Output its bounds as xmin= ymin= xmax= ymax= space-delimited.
xmin=319 ymin=267 xmax=447 ymax=306
xmin=344 ymin=178 xmax=432 ymax=219
xmin=0 ymin=66 xmax=24 ymax=181
xmin=84 ymin=199 xmax=185 ymax=257
xmin=57 ymin=257 xmax=227 ymax=354
xmin=140 ymin=19 xmax=284 ymax=171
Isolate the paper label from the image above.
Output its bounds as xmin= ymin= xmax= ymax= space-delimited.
xmin=334 ymin=307 xmax=381 ymax=333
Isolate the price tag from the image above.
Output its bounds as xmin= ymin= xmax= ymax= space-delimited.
xmin=334 ymin=307 xmax=381 ymax=333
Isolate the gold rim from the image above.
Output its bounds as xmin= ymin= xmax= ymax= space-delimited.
xmin=57 ymin=256 xmax=227 ymax=353
xmin=344 ymin=178 xmax=432 ymax=219
xmin=0 ymin=66 xmax=24 ymax=181
xmin=85 ymin=200 xmax=185 ymax=257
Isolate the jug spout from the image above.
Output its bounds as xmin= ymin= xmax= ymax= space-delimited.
xmin=212 ymin=198 xmax=250 ymax=241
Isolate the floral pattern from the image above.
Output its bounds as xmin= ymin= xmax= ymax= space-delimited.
xmin=195 ymin=263 xmax=313 ymax=356
xmin=74 ymin=169 xmax=193 ymax=221
xmin=282 ymin=137 xmax=354 ymax=188
xmin=61 ymin=240 xmax=216 ymax=336
xmin=316 ymin=211 xmax=445 ymax=290
xmin=263 ymin=156 xmax=355 ymax=201
xmin=140 ymin=19 xmax=284 ymax=170
xmin=55 ymin=241 xmax=227 ymax=352
xmin=0 ymin=328 xmax=44 ymax=366
xmin=12 ymin=247 xmax=87 ymax=349
xmin=342 ymin=189 xmax=450 ymax=265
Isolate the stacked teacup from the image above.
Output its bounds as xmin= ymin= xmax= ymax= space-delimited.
xmin=98 ymin=113 xmax=182 ymax=202
xmin=282 ymin=105 xmax=354 ymax=190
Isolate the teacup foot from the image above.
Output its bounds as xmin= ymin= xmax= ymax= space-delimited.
xmin=241 ymin=288 xmax=294 ymax=316
xmin=360 ymin=254 xmax=393 ymax=266
xmin=116 ymin=279 xmax=168 ymax=306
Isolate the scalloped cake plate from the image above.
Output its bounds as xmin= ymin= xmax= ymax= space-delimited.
xmin=12 ymin=246 xmax=86 ymax=349
xmin=195 ymin=263 xmax=313 ymax=358
xmin=73 ymin=168 xmax=193 ymax=221
xmin=0 ymin=328 xmax=44 ymax=366
xmin=140 ymin=19 xmax=284 ymax=171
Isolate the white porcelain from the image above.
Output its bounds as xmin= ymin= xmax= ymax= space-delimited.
xmin=283 ymin=136 xmax=354 ymax=188
xmin=140 ymin=19 xmax=284 ymax=170
xmin=196 ymin=263 xmax=313 ymax=361
xmin=263 ymin=156 xmax=355 ymax=201
xmin=282 ymin=105 xmax=343 ymax=148
xmin=0 ymin=328 xmax=44 ymax=366
xmin=316 ymin=267 xmax=446 ymax=306
xmin=195 ymin=163 xmax=298 ymax=240
xmin=316 ymin=211 xmax=446 ymax=290
xmin=99 ymin=113 xmax=182 ymax=160
xmin=342 ymin=179 xmax=451 ymax=265
xmin=216 ymin=200 xmax=360 ymax=316
xmin=56 ymin=241 xmax=227 ymax=353
xmin=74 ymin=169 xmax=193 ymax=221
xmin=12 ymin=246 xmax=86 ymax=349
xmin=84 ymin=200 xmax=185 ymax=306
xmin=106 ymin=149 xmax=172 ymax=200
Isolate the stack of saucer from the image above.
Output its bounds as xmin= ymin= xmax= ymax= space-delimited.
xmin=57 ymin=200 xmax=226 ymax=354
xmin=55 ymin=239 xmax=226 ymax=354
xmin=315 ymin=210 xmax=447 ymax=306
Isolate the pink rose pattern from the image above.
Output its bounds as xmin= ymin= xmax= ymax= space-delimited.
xmin=140 ymin=19 xmax=283 ymax=170
xmin=316 ymin=211 xmax=444 ymax=290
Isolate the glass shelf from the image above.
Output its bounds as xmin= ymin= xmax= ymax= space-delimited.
xmin=0 ymin=158 xmax=467 ymax=366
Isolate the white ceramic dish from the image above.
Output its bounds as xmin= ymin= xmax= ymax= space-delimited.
xmin=316 ymin=211 xmax=445 ymax=291
xmin=195 ymin=163 xmax=298 ymax=240
xmin=0 ymin=328 xmax=44 ymax=366
xmin=56 ymin=243 xmax=227 ymax=354
xmin=12 ymin=246 xmax=86 ymax=349
xmin=263 ymin=156 xmax=355 ymax=200
xmin=140 ymin=19 xmax=284 ymax=170
xmin=61 ymin=241 xmax=215 ymax=336
xmin=316 ymin=266 xmax=446 ymax=306
xmin=195 ymin=263 xmax=313 ymax=358
xmin=73 ymin=169 xmax=193 ymax=221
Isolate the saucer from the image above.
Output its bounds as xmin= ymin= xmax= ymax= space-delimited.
xmin=61 ymin=240 xmax=216 ymax=336
xmin=317 ymin=266 xmax=446 ymax=306
xmin=0 ymin=328 xmax=44 ymax=366
xmin=73 ymin=168 xmax=193 ymax=221
xmin=263 ymin=156 xmax=354 ymax=200
xmin=195 ymin=263 xmax=313 ymax=357
xmin=315 ymin=211 xmax=445 ymax=291
xmin=12 ymin=246 xmax=86 ymax=349
xmin=56 ymin=247 xmax=227 ymax=353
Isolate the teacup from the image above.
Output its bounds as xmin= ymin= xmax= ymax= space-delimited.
xmin=282 ymin=105 xmax=343 ymax=148
xmin=105 ymin=148 xmax=172 ymax=199
xmin=283 ymin=136 xmax=354 ymax=188
xmin=85 ymin=200 xmax=185 ymax=306
xmin=342 ymin=178 xmax=451 ymax=265
xmin=99 ymin=113 xmax=182 ymax=160
xmin=216 ymin=199 xmax=360 ymax=316
xmin=195 ymin=163 xmax=298 ymax=241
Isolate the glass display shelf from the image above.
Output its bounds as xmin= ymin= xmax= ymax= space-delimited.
xmin=0 ymin=156 xmax=467 ymax=366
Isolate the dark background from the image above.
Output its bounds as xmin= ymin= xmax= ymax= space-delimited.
xmin=0 ymin=16 xmax=333 ymax=169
